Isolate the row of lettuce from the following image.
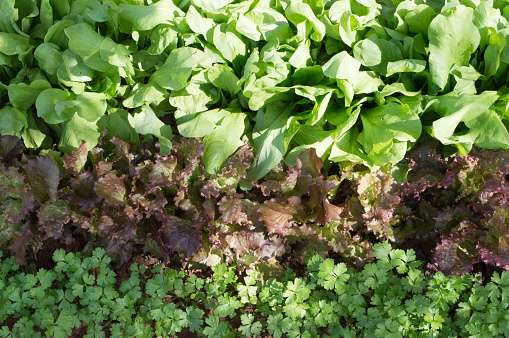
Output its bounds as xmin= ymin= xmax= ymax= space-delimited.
xmin=1 ymin=0 xmax=509 ymax=188
xmin=0 ymin=131 xmax=508 ymax=280
xmin=1 ymin=243 xmax=509 ymax=337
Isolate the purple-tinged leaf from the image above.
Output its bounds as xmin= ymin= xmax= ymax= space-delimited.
xmin=240 ymin=199 xmax=259 ymax=223
xmin=308 ymin=179 xmax=341 ymax=224
xmin=0 ymin=135 xmax=23 ymax=166
xmin=96 ymin=215 xmax=115 ymax=235
xmin=174 ymin=188 xmax=196 ymax=213
xmin=357 ymin=170 xmax=400 ymax=241
xmin=400 ymin=137 xmax=446 ymax=199
xmin=2 ymin=199 xmax=28 ymax=224
xmin=62 ymin=140 xmax=88 ymax=175
xmin=280 ymin=166 xmax=299 ymax=193
xmin=394 ymin=201 xmax=437 ymax=241
xmin=255 ymin=165 xmax=300 ymax=196
xmin=64 ymin=171 xmax=101 ymax=209
xmin=200 ymin=143 xmax=254 ymax=198
xmin=110 ymin=135 xmax=136 ymax=175
xmin=478 ymin=210 xmax=509 ymax=270
xmin=364 ymin=215 xmax=396 ymax=241
xmin=124 ymin=204 xmax=141 ymax=222
xmin=256 ymin=236 xmax=286 ymax=259
xmin=441 ymin=148 xmax=509 ymax=204
xmin=258 ymin=196 xmax=305 ymax=234
xmin=225 ymin=231 xmax=268 ymax=258
xmin=200 ymin=177 xmax=236 ymax=198
xmin=256 ymin=180 xmax=282 ymax=197
xmin=69 ymin=211 xmax=94 ymax=233
xmin=95 ymin=173 xmax=128 ymax=205
xmin=146 ymin=156 xmax=177 ymax=187
xmin=298 ymin=148 xmax=323 ymax=178
xmin=0 ymin=166 xmax=35 ymax=222
xmin=130 ymin=187 xmax=168 ymax=216
xmin=343 ymin=196 xmax=364 ymax=231
xmin=441 ymin=155 xmax=480 ymax=197
xmin=284 ymin=224 xmax=330 ymax=258
xmin=158 ymin=213 xmax=202 ymax=257
xmin=112 ymin=211 xmax=139 ymax=240
xmin=95 ymin=160 xmax=114 ymax=176
xmin=174 ymin=137 xmax=204 ymax=181
xmin=23 ymin=157 xmax=60 ymax=204
xmin=433 ymin=225 xmax=480 ymax=275
xmin=37 ymin=199 xmax=71 ymax=239
xmin=323 ymin=200 xmax=343 ymax=224
xmin=170 ymin=138 xmax=205 ymax=216
xmin=434 ymin=206 xmax=473 ymax=232
xmin=0 ymin=214 xmax=22 ymax=250
xmin=8 ymin=228 xmax=33 ymax=266
xmin=104 ymin=241 xmax=134 ymax=268
xmin=96 ymin=212 xmax=138 ymax=242
xmin=202 ymin=198 xmax=216 ymax=222
xmin=218 ymin=196 xmax=248 ymax=224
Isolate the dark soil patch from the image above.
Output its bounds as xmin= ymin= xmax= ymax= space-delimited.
xmin=24 ymin=228 xmax=89 ymax=272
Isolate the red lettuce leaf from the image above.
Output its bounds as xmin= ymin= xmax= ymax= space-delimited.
xmin=297 ymin=146 xmax=323 ymax=178
xmin=478 ymin=206 xmax=509 ymax=270
xmin=200 ymin=143 xmax=254 ymax=198
xmin=258 ymin=196 xmax=305 ymax=234
xmin=255 ymin=165 xmax=299 ymax=196
xmin=37 ymin=199 xmax=71 ymax=239
xmin=139 ymin=155 xmax=177 ymax=187
xmin=64 ymin=171 xmax=102 ymax=209
xmin=130 ymin=187 xmax=168 ymax=217
xmin=62 ymin=140 xmax=88 ymax=175
xmin=23 ymin=157 xmax=60 ymax=204
xmin=224 ymin=231 xmax=280 ymax=258
xmin=94 ymin=173 xmax=128 ymax=205
xmin=109 ymin=135 xmax=136 ymax=175
xmin=8 ymin=227 xmax=33 ymax=266
xmin=157 ymin=213 xmax=202 ymax=257
xmin=96 ymin=209 xmax=138 ymax=243
xmin=433 ymin=225 xmax=481 ymax=275
xmin=218 ymin=195 xmax=249 ymax=225
xmin=357 ymin=169 xmax=401 ymax=241
xmin=284 ymin=224 xmax=330 ymax=258
xmin=0 ymin=166 xmax=35 ymax=222
xmin=0 ymin=135 xmax=23 ymax=166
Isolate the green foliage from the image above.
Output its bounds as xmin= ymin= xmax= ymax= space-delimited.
xmin=2 ymin=0 xmax=509 ymax=184
xmin=2 ymin=4 xmax=509 ymax=335
xmin=3 ymin=0 xmax=509 ymax=292
xmin=0 ymin=244 xmax=507 ymax=337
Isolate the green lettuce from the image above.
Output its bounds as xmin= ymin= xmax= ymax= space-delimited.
xmin=0 ymin=0 xmax=508 ymax=185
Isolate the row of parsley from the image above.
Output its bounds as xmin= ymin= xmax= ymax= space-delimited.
xmin=1 ymin=242 xmax=508 ymax=337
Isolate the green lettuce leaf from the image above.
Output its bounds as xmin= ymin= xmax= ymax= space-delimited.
xmin=0 ymin=107 xmax=27 ymax=137
xmin=203 ymin=111 xmax=246 ymax=174
xmin=360 ymin=102 xmax=422 ymax=165
xmin=119 ymin=0 xmax=184 ymax=31
xmin=245 ymin=102 xmax=299 ymax=184
xmin=429 ymin=91 xmax=500 ymax=150
xmin=285 ymin=3 xmax=326 ymax=41
xmin=428 ymin=5 xmax=480 ymax=89
xmin=152 ymin=47 xmax=212 ymax=91
xmin=128 ymin=105 xmax=172 ymax=155
xmin=7 ymin=80 xmax=52 ymax=111
xmin=59 ymin=114 xmax=101 ymax=154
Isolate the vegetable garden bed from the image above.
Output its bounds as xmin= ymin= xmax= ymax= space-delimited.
xmin=1 ymin=0 xmax=509 ymax=336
